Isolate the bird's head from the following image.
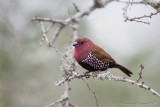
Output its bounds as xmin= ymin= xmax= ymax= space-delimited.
xmin=73 ymin=37 xmax=94 ymax=61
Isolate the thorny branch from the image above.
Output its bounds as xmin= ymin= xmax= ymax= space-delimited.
xmin=51 ymin=25 xmax=64 ymax=45
xmin=32 ymin=0 xmax=160 ymax=107
xmin=55 ymin=67 xmax=160 ymax=99
xmin=120 ymin=0 xmax=160 ymax=24
xmin=136 ymin=64 xmax=144 ymax=83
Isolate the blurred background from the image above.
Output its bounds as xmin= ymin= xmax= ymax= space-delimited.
xmin=0 ymin=0 xmax=160 ymax=107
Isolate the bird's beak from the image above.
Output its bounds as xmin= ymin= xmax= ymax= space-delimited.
xmin=73 ymin=41 xmax=79 ymax=47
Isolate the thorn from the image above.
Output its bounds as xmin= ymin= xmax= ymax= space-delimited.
xmin=31 ymin=16 xmax=38 ymax=22
xmin=148 ymin=87 xmax=151 ymax=90
xmin=67 ymin=8 xmax=72 ymax=16
xmin=140 ymin=85 xmax=143 ymax=88
xmin=73 ymin=2 xmax=80 ymax=12
xmin=140 ymin=64 xmax=144 ymax=69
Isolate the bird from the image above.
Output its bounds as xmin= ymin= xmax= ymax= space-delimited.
xmin=73 ymin=37 xmax=133 ymax=77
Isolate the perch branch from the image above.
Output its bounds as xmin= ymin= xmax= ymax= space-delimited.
xmin=55 ymin=66 xmax=160 ymax=99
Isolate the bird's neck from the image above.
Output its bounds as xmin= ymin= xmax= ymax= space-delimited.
xmin=74 ymin=43 xmax=94 ymax=62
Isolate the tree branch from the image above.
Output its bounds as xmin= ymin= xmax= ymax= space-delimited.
xmin=120 ymin=0 xmax=160 ymax=24
xmin=51 ymin=25 xmax=64 ymax=45
xmin=55 ymin=67 xmax=160 ymax=99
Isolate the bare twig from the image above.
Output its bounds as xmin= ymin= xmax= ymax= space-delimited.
xmin=46 ymin=93 xmax=68 ymax=107
xmin=136 ymin=64 xmax=144 ymax=83
xmin=116 ymin=0 xmax=160 ymax=9
xmin=82 ymin=78 xmax=99 ymax=107
xmin=73 ymin=3 xmax=80 ymax=12
xmin=72 ymin=20 xmax=79 ymax=41
xmin=32 ymin=16 xmax=69 ymax=26
xmin=46 ymin=23 xmax=54 ymax=34
xmin=32 ymin=0 xmax=114 ymax=24
xmin=38 ymin=20 xmax=74 ymax=67
xmin=125 ymin=10 xmax=160 ymax=24
xmin=144 ymin=0 xmax=160 ymax=9
xmin=64 ymin=81 xmax=70 ymax=106
xmin=39 ymin=21 xmax=49 ymax=44
xmin=51 ymin=25 xmax=64 ymax=45
xmin=120 ymin=0 xmax=160 ymax=24
xmin=93 ymin=0 xmax=103 ymax=8
xmin=116 ymin=0 xmax=148 ymax=5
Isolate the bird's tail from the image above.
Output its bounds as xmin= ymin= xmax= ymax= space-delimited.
xmin=115 ymin=63 xmax=133 ymax=77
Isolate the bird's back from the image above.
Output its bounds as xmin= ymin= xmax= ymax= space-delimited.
xmin=91 ymin=44 xmax=115 ymax=63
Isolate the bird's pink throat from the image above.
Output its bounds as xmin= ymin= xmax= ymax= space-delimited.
xmin=74 ymin=42 xmax=94 ymax=62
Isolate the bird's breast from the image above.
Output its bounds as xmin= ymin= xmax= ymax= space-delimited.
xmin=81 ymin=52 xmax=109 ymax=71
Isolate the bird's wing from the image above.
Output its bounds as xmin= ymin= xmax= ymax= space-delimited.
xmin=91 ymin=44 xmax=115 ymax=62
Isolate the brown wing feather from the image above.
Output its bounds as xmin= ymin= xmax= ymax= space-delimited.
xmin=91 ymin=44 xmax=115 ymax=62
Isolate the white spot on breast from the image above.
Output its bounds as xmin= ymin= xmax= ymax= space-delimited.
xmin=82 ymin=52 xmax=109 ymax=70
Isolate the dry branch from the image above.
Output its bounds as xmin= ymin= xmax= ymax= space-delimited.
xmin=120 ymin=0 xmax=160 ymax=24
xmin=136 ymin=64 xmax=144 ymax=83
xmin=55 ymin=67 xmax=160 ymax=99
xmin=82 ymin=78 xmax=99 ymax=107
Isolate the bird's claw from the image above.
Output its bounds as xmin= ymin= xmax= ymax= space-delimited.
xmin=84 ymin=71 xmax=90 ymax=79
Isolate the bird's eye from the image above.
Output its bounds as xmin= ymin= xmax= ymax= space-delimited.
xmin=80 ymin=41 xmax=84 ymax=44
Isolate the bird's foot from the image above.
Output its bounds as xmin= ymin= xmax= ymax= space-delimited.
xmin=84 ymin=71 xmax=91 ymax=79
